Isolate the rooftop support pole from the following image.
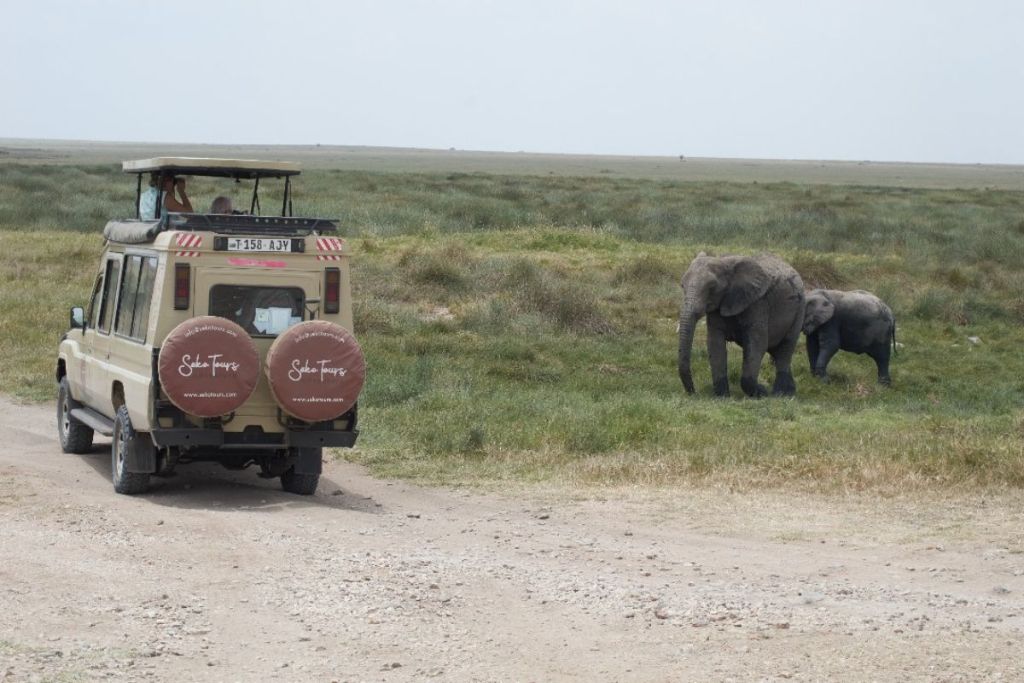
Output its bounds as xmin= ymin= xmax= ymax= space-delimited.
xmin=250 ymin=177 xmax=260 ymax=215
xmin=135 ymin=173 xmax=142 ymax=219
xmin=156 ymin=173 xmax=167 ymax=219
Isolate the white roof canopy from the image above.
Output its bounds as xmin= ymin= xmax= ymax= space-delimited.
xmin=122 ymin=157 xmax=301 ymax=178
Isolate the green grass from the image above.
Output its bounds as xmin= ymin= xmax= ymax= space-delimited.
xmin=2 ymin=159 xmax=1023 ymax=493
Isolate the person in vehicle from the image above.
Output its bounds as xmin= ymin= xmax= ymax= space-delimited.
xmin=138 ymin=173 xmax=161 ymax=219
xmin=237 ymin=297 xmax=261 ymax=335
xmin=210 ymin=196 xmax=233 ymax=214
xmin=137 ymin=173 xmax=193 ymax=219
xmin=162 ymin=175 xmax=194 ymax=214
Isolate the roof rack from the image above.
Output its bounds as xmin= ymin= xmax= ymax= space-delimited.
xmin=167 ymin=214 xmax=337 ymax=236
xmin=102 ymin=214 xmax=338 ymax=244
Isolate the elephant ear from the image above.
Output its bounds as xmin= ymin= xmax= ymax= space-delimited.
xmin=803 ymin=292 xmax=836 ymax=333
xmin=720 ymin=259 xmax=772 ymax=317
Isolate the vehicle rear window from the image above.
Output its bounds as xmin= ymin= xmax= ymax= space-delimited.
xmin=209 ymin=285 xmax=304 ymax=337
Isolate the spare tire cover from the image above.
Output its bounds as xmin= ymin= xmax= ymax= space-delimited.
xmin=157 ymin=316 xmax=260 ymax=418
xmin=265 ymin=320 xmax=366 ymax=422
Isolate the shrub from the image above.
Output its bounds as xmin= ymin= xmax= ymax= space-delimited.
xmin=398 ymin=245 xmax=474 ymax=292
xmin=504 ymin=259 xmax=615 ymax=335
xmin=353 ymin=298 xmax=416 ymax=335
xmin=612 ymin=254 xmax=676 ymax=286
xmin=910 ymin=287 xmax=967 ymax=324
xmin=789 ymin=253 xmax=847 ymax=289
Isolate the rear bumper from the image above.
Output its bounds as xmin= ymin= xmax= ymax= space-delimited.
xmin=288 ymin=429 xmax=358 ymax=448
xmin=149 ymin=379 xmax=360 ymax=451
xmin=150 ymin=428 xmax=358 ymax=449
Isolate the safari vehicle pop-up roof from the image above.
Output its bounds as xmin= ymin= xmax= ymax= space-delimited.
xmin=124 ymin=157 xmax=302 ymax=220
xmin=114 ymin=157 xmax=335 ymax=242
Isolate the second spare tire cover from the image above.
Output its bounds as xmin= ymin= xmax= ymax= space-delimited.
xmin=265 ymin=320 xmax=366 ymax=422
xmin=158 ymin=316 xmax=260 ymax=418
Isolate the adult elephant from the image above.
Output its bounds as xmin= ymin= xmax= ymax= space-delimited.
xmin=678 ymin=252 xmax=805 ymax=397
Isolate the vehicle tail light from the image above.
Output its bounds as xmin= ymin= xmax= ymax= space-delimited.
xmin=324 ymin=267 xmax=340 ymax=314
xmin=174 ymin=263 xmax=191 ymax=310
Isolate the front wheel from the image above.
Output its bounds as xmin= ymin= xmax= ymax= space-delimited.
xmin=111 ymin=405 xmax=150 ymax=495
xmin=57 ymin=377 xmax=94 ymax=454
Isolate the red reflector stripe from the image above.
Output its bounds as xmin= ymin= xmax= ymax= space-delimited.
xmin=316 ymin=237 xmax=345 ymax=252
xmin=174 ymin=233 xmax=203 ymax=248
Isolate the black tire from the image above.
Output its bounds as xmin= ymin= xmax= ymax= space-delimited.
xmin=57 ymin=377 xmax=94 ymax=454
xmin=280 ymin=467 xmax=319 ymax=496
xmin=111 ymin=405 xmax=150 ymax=495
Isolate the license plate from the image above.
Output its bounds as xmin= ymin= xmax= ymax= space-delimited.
xmin=226 ymin=238 xmax=294 ymax=252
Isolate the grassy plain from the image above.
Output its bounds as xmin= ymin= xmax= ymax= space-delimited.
xmin=1 ymin=141 xmax=1022 ymax=493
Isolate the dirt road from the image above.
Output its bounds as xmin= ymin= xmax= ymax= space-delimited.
xmin=1 ymin=397 xmax=1022 ymax=682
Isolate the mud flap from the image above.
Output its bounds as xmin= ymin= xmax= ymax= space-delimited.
xmin=124 ymin=433 xmax=158 ymax=473
xmin=292 ymin=447 xmax=322 ymax=476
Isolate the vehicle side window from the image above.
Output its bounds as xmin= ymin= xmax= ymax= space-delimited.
xmin=97 ymin=259 xmax=121 ymax=334
xmin=115 ymin=256 xmax=142 ymax=337
xmin=131 ymin=257 xmax=158 ymax=340
xmin=87 ymin=273 xmax=104 ymax=328
xmin=115 ymin=255 xmax=158 ymax=342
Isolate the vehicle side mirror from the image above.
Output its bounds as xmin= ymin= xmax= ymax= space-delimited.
xmin=70 ymin=306 xmax=85 ymax=330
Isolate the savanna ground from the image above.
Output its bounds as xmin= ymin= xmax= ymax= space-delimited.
xmin=1 ymin=140 xmax=1024 ymax=681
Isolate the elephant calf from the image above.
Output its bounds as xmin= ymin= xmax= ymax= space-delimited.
xmin=678 ymin=252 xmax=805 ymax=397
xmin=803 ymin=289 xmax=896 ymax=385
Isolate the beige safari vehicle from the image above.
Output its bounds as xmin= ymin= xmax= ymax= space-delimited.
xmin=57 ymin=158 xmax=366 ymax=495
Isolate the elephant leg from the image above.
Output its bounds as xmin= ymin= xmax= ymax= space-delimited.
xmin=868 ymin=341 xmax=892 ymax=385
xmin=707 ymin=323 xmax=730 ymax=397
xmin=813 ymin=327 xmax=841 ymax=382
xmin=806 ymin=333 xmax=820 ymax=374
xmin=768 ymin=312 xmax=802 ymax=396
xmin=769 ymin=339 xmax=798 ymax=397
xmin=740 ymin=343 xmax=768 ymax=398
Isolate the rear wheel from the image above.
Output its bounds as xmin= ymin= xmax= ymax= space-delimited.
xmin=111 ymin=405 xmax=150 ymax=495
xmin=279 ymin=447 xmax=321 ymax=495
xmin=57 ymin=377 xmax=93 ymax=454
xmin=280 ymin=467 xmax=319 ymax=495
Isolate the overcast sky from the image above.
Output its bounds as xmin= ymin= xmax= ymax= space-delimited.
xmin=2 ymin=1 xmax=1022 ymax=164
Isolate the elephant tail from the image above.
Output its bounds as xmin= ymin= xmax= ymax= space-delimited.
xmin=891 ymin=318 xmax=897 ymax=356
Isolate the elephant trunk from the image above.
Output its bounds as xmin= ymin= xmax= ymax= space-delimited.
xmin=677 ymin=299 xmax=703 ymax=394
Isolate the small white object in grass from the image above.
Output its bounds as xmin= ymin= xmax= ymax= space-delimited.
xmin=967 ymin=336 xmax=981 ymax=346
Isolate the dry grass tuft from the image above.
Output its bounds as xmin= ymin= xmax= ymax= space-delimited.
xmin=790 ymin=253 xmax=847 ymax=290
